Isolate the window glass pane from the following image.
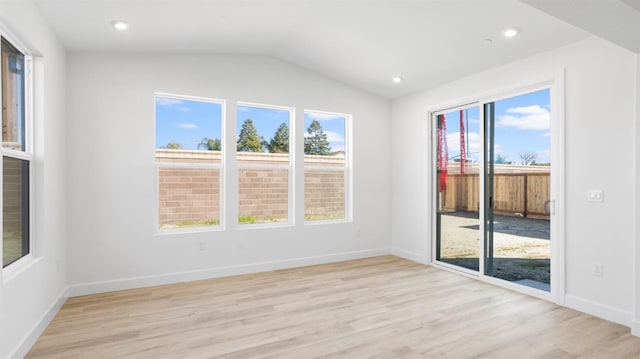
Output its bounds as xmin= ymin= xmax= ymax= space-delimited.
xmin=304 ymin=111 xmax=346 ymax=221
xmin=237 ymin=105 xmax=290 ymax=164
xmin=1 ymin=38 xmax=26 ymax=151
xmin=237 ymin=105 xmax=291 ymax=224
xmin=158 ymin=167 xmax=220 ymax=229
xmin=485 ymin=89 xmax=551 ymax=289
xmin=435 ymin=106 xmax=481 ymax=272
xmin=155 ymin=96 xmax=223 ymax=164
xmin=3 ymin=156 xmax=29 ymax=267
xmin=155 ymin=95 xmax=223 ymax=230
xmin=304 ymin=170 xmax=345 ymax=221
xmin=238 ymin=168 xmax=288 ymax=224
xmin=303 ymin=112 xmax=345 ymax=160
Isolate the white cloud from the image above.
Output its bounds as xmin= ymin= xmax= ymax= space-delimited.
xmin=179 ymin=106 xmax=190 ymax=112
xmin=306 ymin=112 xmax=344 ymax=121
xmin=496 ymin=105 xmax=550 ymax=130
xmin=447 ymin=131 xmax=481 ymax=155
xmin=156 ymin=97 xmax=184 ymax=107
xmin=178 ymin=123 xmax=197 ymax=129
xmin=325 ymin=131 xmax=344 ymax=143
xmin=541 ymin=132 xmax=550 ymax=137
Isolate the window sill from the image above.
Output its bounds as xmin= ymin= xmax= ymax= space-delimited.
xmin=154 ymin=225 xmax=225 ymax=236
xmin=304 ymin=218 xmax=351 ymax=226
xmin=237 ymin=221 xmax=293 ymax=231
xmin=3 ymin=254 xmax=41 ymax=283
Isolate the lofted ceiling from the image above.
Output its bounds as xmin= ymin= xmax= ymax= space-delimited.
xmin=522 ymin=0 xmax=640 ymax=54
xmin=31 ymin=0 xmax=623 ymax=99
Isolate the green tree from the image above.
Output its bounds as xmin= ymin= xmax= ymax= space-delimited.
xmin=495 ymin=154 xmax=510 ymax=164
xmin=165 ymin=142 xmax=182 ymax=149
xmin=237 ymin=119 xmax=264 ymax=152
xmin=198 ymin=137 xmax=221 ymax=151
xmin=267 ymin=122 xmax=289 ymax=153
xmin=304 ymin=120 xmax=331 ymax=155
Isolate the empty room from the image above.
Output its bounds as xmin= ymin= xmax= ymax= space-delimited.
xmin=1 ymin=0 xmax=640 ymax=357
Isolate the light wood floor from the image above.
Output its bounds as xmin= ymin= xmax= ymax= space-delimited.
xmin=27 ymin=256 xmax=640 ymax=358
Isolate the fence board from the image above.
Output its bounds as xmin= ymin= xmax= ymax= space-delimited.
xmin=442 ymin=172 xmax=550 ymax=219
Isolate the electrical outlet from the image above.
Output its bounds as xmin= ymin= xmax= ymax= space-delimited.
xmin=592 ymin=263 xmax=603 ymax=277
xmin=199 ymin=242 xmax=206 ymax=251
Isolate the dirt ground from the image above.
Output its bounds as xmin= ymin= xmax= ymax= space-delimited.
xmin=438 ymin=211 xmax=550 ymax=284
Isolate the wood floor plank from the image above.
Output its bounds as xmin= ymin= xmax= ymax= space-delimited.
xmin=26 ymin=256 xmax=640 ymax=358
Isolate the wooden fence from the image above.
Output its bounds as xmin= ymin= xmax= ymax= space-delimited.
xmin=442 ymin=173 xmax=550 ymax=219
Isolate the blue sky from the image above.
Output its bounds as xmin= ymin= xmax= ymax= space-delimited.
xmin=303 ymin=111 xmax=346 ymax=153
xmin=235 ymin=107 xmax=346 ymax=153
xmin=156 ymin=97 xmax=346 ymax=153
xmin=155 ymin=96 xmax=222 ymax=150
xmin=445 ymin=88 xmax=550 ymax=164
xmin=236 ymin=105 xmax=290 ymax=151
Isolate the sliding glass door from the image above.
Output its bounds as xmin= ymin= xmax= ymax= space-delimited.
xmin=435 ymin=105 xmax=481 ymax=273
xmin=484 ymin=89 xmax=551 ymax=291
xmin=434 ymin=88 xmax=552 ymax=293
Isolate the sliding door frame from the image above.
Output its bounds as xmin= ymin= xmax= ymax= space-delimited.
xmin=429 ymin=71 xmax=566 ymax=304
xmin=431 ymin=102 xmax=481 ymax=277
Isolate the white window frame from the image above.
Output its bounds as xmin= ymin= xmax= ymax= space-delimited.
xmin=1 ymin=30 xmax=35 ymax=275
xmin=303 ymin=110 xmax=352 ymax=225
xmin=236 ymin=101 xmax=295 ymax=229
xmin=153 ymin=93 xmax=226 ymax=234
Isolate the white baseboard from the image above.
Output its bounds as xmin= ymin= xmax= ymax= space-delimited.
xmin=391 ymin=250 xmax=636 ymax=334
xmin=69 ymin=248 xmax=391 ymax=297
xmin=391 ymin=247 xmax=428 ymax=264
xmin=10 ymin=286 xmax=68 ymax=359
xmin=564 ymin=294 xmax=633 ymax=328
xmin=632 ymin=319 xmax=640 ymax=337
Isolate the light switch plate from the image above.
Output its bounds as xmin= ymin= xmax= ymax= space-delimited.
xmin=587 ymin=189 xmax=604 ymax=202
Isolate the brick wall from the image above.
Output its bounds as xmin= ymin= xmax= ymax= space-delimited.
xmin=238 ymin=168 xmax=289 ymax=222
xmin=158 ymin=167 xmax=220 ymax=228
xmin=3 ymin=156 xmax=25 ymax=234
xmin=304 ymin=170 xmax=345 ymax=219
xmin=156 ymin=150 xmax=346 ymax=227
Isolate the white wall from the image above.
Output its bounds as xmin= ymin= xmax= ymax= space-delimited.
xmin=634 ymin=54 xmax=640 ymax=336
xmin=0 ymin=0 xmax=67 ymax=357
xmin=391 ymin=37 xmax=637 ymax=326
xmin=65 ymin=53 xmax=391 ymax=294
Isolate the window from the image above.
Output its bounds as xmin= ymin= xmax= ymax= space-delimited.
xmin=304 ymin=111 xmax=350 ymax=222
xmin=237 ymin=103 xmax=293 ymax=225
xmin=2 ymin=37 xmax=32 ymax=267
xmin=155 ymin=94 xmax=224 ymax=231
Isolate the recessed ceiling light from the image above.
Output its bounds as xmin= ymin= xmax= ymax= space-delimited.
xmin=111 ymin=20 xmax=129 ymax=30
xmin=503 ymin=27 xmax=521 ymax=38
xmin=392 ymin=76 xmax=403 ymax=84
